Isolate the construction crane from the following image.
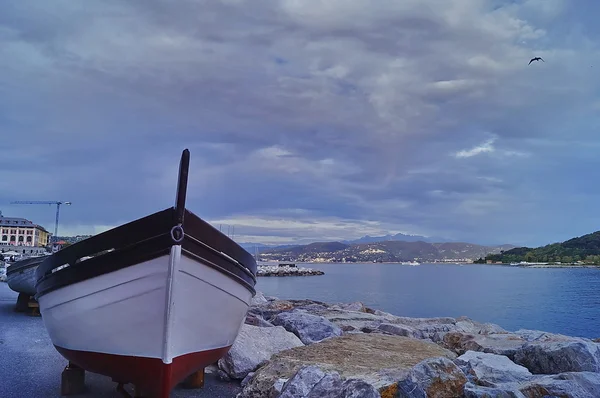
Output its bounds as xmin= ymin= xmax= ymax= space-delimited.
xmin=10 ymin=201 xmax=72 ymax=244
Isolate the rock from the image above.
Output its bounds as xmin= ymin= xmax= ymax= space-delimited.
xmin=311 ymin=308 xmax=386 ymax=332
xmin=305 ymin=372 xmax=344 ymax=397
xmin=257 ymin=265 xmax=325 ymax=276
xmin=455 ymin=317 xmax=508 ymax=335
xmin=245 ymin=314 xmax=275 ymax=327
xmin=396 ymin=356 xmax=468 ymax=398
xmin=463 ymin=383 xmax=525 ymax=398
xmin=378 ymin=323 xmax=424 ymax=339
xmin=241 ymin=372 xmax=255 ymax=388
xmin=513 ymin=338 xmax=600 ymax=374
xmin=518 ymin=371 xmax=600 ymax=398
xmin=279 ymin=365 xmax=327 ymax=398
xmin=218 ymin=324 xmax=304 ymax=379
xmin=276 ymin=365 xmax=381 ymax=398
xmin=250 ymin=299 xmax=330 ymax=322
xmin=442 ymin=332 xmax=527 ymax=359
xmin=494 ymin=330 xmax=600 ymax=374
xmin=237 ymin=333 xmax=457 ymax=397
xmin=272 ymin=310 xmax=343 ymax=345
xmin=338 ymin=302 xmax=367 ymax=312
xmin=251 ymin=291 xmax=268 ymax=306
xmin=249 ymin=300 xmax=297 ymax=321
xmin=217 ymin=369 xmax=231 ymax=381
xmin=205 ymin=363 xmax=219 ymax=374
xmin=455 ymin=351 xmax=532 ymax=387
xmin=334 ymin=379 xmax=381 ymax=398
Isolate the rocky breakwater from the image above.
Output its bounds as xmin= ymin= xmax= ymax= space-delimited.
xmin=216 ymin=291 xmax=600 ymax=397
xmin=257 ymin=265 xmax=324 ymax=277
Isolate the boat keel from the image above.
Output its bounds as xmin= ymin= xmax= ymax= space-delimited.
xmin=54 ymin=345 xmax=230 ymax=398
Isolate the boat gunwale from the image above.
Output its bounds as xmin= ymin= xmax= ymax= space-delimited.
xmin=6 ymin=256 xmax=49 ymax=276
xmin=35 ymin=207 xmax=257 ymax=299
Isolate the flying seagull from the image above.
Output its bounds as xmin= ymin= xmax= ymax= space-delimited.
xmin=528 ymin=57 xmax=544 ymax=65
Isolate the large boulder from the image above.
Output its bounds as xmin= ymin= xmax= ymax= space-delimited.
xmin=276 ymin=365 xmax=381 ymax=398
xmin=396 ymin=357 xmax=468 ymax=398
xmin=455 ymin=351 xmax=533 ymax=387
xmin=443 ymin=329 xmax=600 ymax=375
xmin=511 ymin=330 xmax=600 ymax=374
xmin=250 ymin=291 xmax=269 ymax=306
xmin=237 ymin=333 xmax=457 ymax=397
xmin=218 ymin=324 xmax=304 ymax=379
xmin=442 ymin=332 xmax=528 ymax=359
xmin=272 ymin=310 xmax=343 ymax=345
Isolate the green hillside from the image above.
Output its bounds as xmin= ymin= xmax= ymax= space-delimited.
xmin=484 ymin=231 xmax=600 ymax=264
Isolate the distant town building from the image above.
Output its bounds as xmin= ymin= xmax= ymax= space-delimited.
xmin=0 ymin=215 xmax=51 ymax=247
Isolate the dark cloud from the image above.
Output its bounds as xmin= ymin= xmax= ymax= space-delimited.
xmin=1 ymin=0 xmax=599 ymax=246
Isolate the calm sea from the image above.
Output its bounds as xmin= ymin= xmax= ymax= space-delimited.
xmin=254 ymin=263 xmax=600 ymax=339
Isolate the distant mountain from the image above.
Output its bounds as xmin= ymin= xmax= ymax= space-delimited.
xmin=485 ymin=231 xmax=600 ymax=264
xmin=238 ymin=242 xmax=298 ymax=254
xmin=259 ymin=240 xmax=515 ymax=263
xmin=343 ymin=232 xmax=454 ymax=244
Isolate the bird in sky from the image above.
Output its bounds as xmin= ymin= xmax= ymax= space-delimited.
xmin=528 ymin=57 xmax=544 ymax=65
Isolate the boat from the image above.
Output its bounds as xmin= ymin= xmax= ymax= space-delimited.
xmin=400 ymin=261 xmax=420 ymax=266
xmin=34 ymin=149 xmax=258 ymax=398
xmin=6 ymin=255 xmax=50 ymax=296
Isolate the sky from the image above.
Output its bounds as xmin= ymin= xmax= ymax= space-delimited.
xmin=2 ymin=0 xmax=600 ymax=248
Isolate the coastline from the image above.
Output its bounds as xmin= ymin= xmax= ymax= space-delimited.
xmin=260 ymin=261 xmax=600 ymax=268
xmin=3 ymin=278 xmax=600 ymax=396
xmin=230 ymin=292 xmax=600 ymax=397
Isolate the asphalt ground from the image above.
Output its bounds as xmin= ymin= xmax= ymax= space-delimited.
xmin=0 ymin=282 xmax=241 ymax=398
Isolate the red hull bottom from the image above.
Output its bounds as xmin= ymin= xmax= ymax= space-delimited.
xmin=55 ymin=345 xmax=232 ymax=398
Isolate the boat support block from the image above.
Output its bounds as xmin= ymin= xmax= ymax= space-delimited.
xmin=182 ymin=368 xmax=205 ymax=389
xmin=61 ymin=362 xmax=86 ymax=396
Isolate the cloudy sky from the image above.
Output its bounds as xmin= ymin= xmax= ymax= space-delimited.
xmin=2 ymin=0 xmax=600 ymax=247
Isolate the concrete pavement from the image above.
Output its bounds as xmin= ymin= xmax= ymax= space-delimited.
xmin=0 ymin=282 xmax=241 ymax=398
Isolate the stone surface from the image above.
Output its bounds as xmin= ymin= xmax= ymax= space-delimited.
xmin=396 ymin=356 xmax=468 ymax=398
xmin=442 ymin=332 xmax=528 ymax=359
xmin=251 ymin=291 xmax=268 ymax=306
xmin=218 ymin=324 xmax=304 ymax=379
xmin=455 ymin=351 xmax=533 ymax=387
xmin=378 ymin=323 xmax=424 ymax=339
xmin=278 ymin=365 xmax=327 ymax=398
xmin=463 ymin=383 xmax=525 ymax=398
xmin=513 ymin=337 xmax=600 ymax=374
xmin=237 ymin=333 xmax=457 ymax=397
xmin=272 ymin=310 xmax=344 ymax=345
xmin=519 ymin=371 xmax=600 ymax=398
xmin=245 ymin=314 xmax=275 ymax=328
xmin=305 ymin=372 xmax=343 ymax=397
xmin=257 ymin=265 xmax=325 ymax=276
xmin=237 ymin=297 xmax=600 ymax=397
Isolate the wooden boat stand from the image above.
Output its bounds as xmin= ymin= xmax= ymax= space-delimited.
xmin=14 ymin=292 xmax=41 ymax=316
xmin=60 ymin=361 xmax=205 ymax=397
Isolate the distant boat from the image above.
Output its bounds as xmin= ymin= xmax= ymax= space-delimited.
xmin=6 ymin=255 xmax=50 ymax=296
xmin=401 ymin=261 xmax=420 ymax=266
xmin=34 ymin=149 xmax=258 ymax=398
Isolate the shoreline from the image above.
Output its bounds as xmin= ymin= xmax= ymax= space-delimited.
xmin=3 ymin=278 xmax=600 ymax=397
xmin=259 ymin=261 xmax=600 ymax=268
xmin=232 ymin=292 xmax=600 ymax=397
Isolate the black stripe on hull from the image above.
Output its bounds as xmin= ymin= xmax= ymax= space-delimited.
xmin=35 ymin=207 xmax=257 ymax=299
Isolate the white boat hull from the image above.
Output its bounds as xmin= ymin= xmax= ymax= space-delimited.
xmin=39 ymin=247 xmax=252 ymax=358
xmin=7 ymin=266 xmax=37 ymax=296
xmin=33 ymin=149 xmax=258 ymax=398
xmin=6 ymin=257 xmax=47 ymax=296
